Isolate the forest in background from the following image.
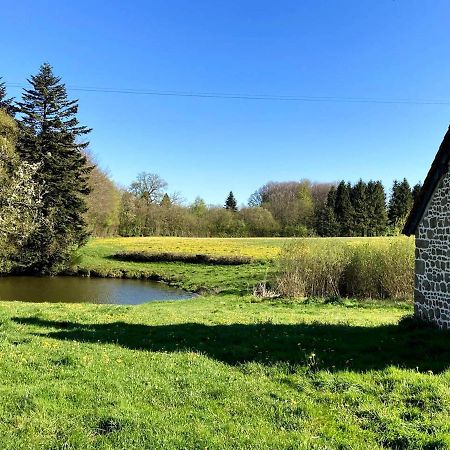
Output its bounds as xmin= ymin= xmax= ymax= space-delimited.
xmin=1 ymin=66 xmax=422 ymax=251
xmin=86 ymin=166 xmax=421 ymax=239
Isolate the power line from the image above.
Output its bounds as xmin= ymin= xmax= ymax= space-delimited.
xmin=5 ymin=82 xmax=450 ymax=105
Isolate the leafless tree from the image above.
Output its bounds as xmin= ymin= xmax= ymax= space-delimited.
xmin=129 ymin=172 xmax=168 ymax=205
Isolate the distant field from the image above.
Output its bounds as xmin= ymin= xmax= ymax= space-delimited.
xmin=76 ymin=237 xmax=279 ymax=294
xmin=84 ymin=236 xmax=291 ymax=260
xmin=77 ymin=236 xmax=413 ymax=295
xmin=82 ymin=236 xmax=403 ymax=260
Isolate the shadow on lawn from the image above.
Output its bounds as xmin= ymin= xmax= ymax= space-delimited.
xmin=12 ymin=316 xmax=450 ymax=373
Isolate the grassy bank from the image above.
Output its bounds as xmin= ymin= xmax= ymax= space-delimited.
xmin=75 ymin=237 xmax=286 ymax=294
xmin=1 ymin=295 xmax=449 ymax=449
xmin=76 ymin=236 xmax=414 ymax=296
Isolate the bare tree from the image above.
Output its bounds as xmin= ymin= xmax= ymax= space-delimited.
xmin=129 ymin=172 xmax=168 ymax=205
xmin=310 ymin=182 xmax=336 ymax=207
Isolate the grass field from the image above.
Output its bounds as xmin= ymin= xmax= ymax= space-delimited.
xmin=75 ymin=237 xmax=287 ymax=294
xmin=2 ymin=295 xmax=450 ymax=449
xmin=1 ymin=236 xmax=449 ymax=449
xmin=76 ymin=236 xmax=409 ymax=295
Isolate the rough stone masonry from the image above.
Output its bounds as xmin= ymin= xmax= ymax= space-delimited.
xmin=414 ymin=171 xmax=450 ymax=329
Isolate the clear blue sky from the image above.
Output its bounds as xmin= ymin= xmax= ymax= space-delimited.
xmin=3 ymin=0 xmax=450 ymax=205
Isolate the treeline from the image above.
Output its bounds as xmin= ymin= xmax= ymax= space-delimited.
xmin=118 ymin=179 xmax=280 ymax=237
xmin=315 ymin=179 xmax=421 ymax=237
xmin=93 ymin=174 xmax=421 ymax=238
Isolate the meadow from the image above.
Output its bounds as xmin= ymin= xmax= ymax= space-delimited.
xmin=75 ymin=236 xmax=414 ymax=297
xmin=74 ymin=236 xmax=286 ymax=294
xmin=1 ymin=236 xmax=449 ymax=449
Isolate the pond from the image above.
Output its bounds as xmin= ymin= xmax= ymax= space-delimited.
xmin=0 ymin=276 xmax=195 ymax=305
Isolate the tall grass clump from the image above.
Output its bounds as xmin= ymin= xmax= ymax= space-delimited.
xmin=276 ymin=237 xmax=414 ymax=300
xmin=378 ymin=238 xmax=415 ymax=298
xmin=276 ymin=239 xmax=350 ymax=298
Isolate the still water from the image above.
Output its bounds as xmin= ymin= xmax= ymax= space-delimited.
xmin=0 ymin=276 xmax=195 ymax=305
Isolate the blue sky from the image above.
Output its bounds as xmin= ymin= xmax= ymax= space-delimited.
xmin=3 ymin=0 xmax=450 ymax=205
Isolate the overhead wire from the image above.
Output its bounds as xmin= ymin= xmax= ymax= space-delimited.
xmin=5 ymin=82 xmax=450 ymax=105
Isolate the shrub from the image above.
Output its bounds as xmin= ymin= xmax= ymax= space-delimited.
xmin=111 ymin=251 xmax=253 ymax=265
xmin=276 ymin=237 xmax=414 ymax=300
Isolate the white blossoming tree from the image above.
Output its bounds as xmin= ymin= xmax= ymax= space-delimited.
xmin=0 ymin=110 xmax=48 ymax=273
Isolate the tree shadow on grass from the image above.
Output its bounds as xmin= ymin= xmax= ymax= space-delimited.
xmin=11 ymin=316 xmax=450 ymax=373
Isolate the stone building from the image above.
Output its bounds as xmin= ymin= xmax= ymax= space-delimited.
xmin=403 ymin=126 xmax=450 ymax=329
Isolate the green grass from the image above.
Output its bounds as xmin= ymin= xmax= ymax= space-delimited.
xmin=75 ymin=237 xmax=282 ymax=294
xmin=76 ymin=236 xmax=410 ymax=295
xmin=0 ymin=296 xmax=449 ymax=449
xmin=2 ymin=236 xmax=449 ymax=449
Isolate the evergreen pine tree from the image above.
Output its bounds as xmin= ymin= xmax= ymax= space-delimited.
xmin=314 ymin=186 xmax=339 ymax=236
xmin=225 ymin=191 xmax=238 ymax=212
xmin=16 ymin=63 xmax=92 ymax=273
xmin=334 ymin=181 xmax=354 ymax=236
xmin=314 ymin=204 xmax=339 ymax=236
xmin=412 ymin=182 xmax=422 ymax=203
xmin=351 ymin=179 xmax=369 ymax=236
xmin=366 ymin=180 xmax=387 ymax=236
xmin=0 ymin=77 xmax=15 ymax=115
xmin=388 ymin=178 xmax=413 ymax=230
xmin=160 ymin=193 xmax=172 ymax=208
xmin=326 ymin=186 xmax=337 ymax=210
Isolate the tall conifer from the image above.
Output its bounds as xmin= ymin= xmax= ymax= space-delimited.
xmin=412 ymin=182 xmax=422 ymax=203
xmin=314 ymin=186 xmax=339 ymax=236
xmin=366 ymin=180 xmax=387 ymax=236
xmin=351 ymin=180 xmax=369 ymax=236
xmin=17 ymin=63 xmax=92 ymax=273
xmin=334 ymin=181 xmax=354 ymax=236
xmin=388 ymin=178 xmax=413 ymax=230
xmin=225 ymin=191 xmax=238 ymax=212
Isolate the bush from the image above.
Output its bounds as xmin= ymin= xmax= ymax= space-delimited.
xmin=276 ymin=237 xmax=414 ymax=300
xmin=111 ymin=251 xmax=253 ymax=265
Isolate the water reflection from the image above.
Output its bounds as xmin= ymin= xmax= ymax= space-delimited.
xmin=0 ymin=276 xmax=195 ymax=305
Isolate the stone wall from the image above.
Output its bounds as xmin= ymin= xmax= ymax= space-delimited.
xmin=415 ymin=171 xmax=450 ymax=329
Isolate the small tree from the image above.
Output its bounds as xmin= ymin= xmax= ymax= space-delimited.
xmin=315 ymin=204 xmax=339 ymax=237
xmin=412 ymin=182 xmax=422 ymax=203
xmin=314 ymin=186 xmax=339 ymax=236
xmin=160 ymin=193 xmax=172 ymax=208
xmin=297 ymin=181 xmax=314 ymax=229
xmin=225 ymin=191 xmax=238 ymax=212
xmin=84 ymin=155 xmax=121 ymax=237
xmin=190 ymin=197 xmax=207 ymax=217
xmin=239 ymin=207 xmax=279 ymax=236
